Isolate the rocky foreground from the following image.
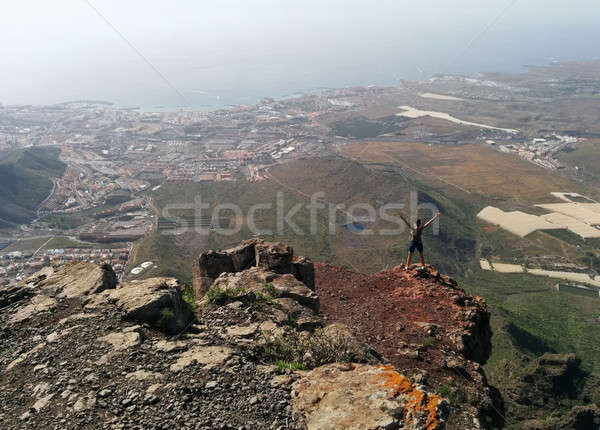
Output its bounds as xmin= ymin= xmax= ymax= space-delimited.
xmin=1 ymin=240 xmax=498 ymax=429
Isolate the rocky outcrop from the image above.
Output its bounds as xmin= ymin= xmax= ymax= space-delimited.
xmin=291 ymin=256 xmax=315 ymax=290
xmin=7 ymin=262 xmax=117 ymax=324
xmin=293 ymin=363 xmax=447 ymax=430
xmin=315 ymin=263 xmax=499 ymax=429
xmin=86 ymin=277 xmax=194 ymax=334
xmin=192 ymin=239 xmax=315 ymax=299
xmin=191 ymin=249 xmax=236 ymax=299
xmin=210 ymin=267 xmax=319 ymax=313
xmin=255 ymin=241 xmax=293 ymax=273
xmin=0 ymin=241 xmax=498 ymax=430
xmin=31 ymin=262 xmax=117 ymax=299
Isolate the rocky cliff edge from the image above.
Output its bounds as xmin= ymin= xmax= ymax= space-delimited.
xmin=0 ymin=239 xmax=498 ymax=429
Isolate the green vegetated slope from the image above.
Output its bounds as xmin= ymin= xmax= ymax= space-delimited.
xmin=462 ymin=270 xmax=600 ymax=428
xmin=128 ymin=231 xmax=194 ymax=285
xmin=0 ymin=147 xmax=65 ymax=227
xmin=142 ymin=157 xmax=479 ymax=283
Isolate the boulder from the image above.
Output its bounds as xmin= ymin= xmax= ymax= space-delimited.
xmin=97 ymin=326 xmax=144 ymax=351
xmin=292 ymin=363 xmax=447 ymax=430
xmin=20 ymin=262 xmax=117 ymax=299
xmin=271 ymin=274 xmax=319 ymax=313
xmin=7 ymin=263 xmax=116 ymax=324
xmin=6 ymin=343 xmax=45 ymax=371
xmin=316 ymin=323 xmax=380 ymax=363
xmin=210 ymin=268 xmax=319 ymax=313
xmin=9 ymin=294 xmax=57 ymax=324
xmin=196 ymin=250 xmax=235 ymax=279
xmin=255 ymin=242 xmax=293 ymax=273
xmin=170 ymin=344 xmax=234 ymax=372
xmin=210 ymin=267 xmax=277 ymax=297
xmin=87 ymin=277 xmax=194 ymax=334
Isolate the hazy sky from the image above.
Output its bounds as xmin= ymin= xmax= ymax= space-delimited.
xmin=1 ymin=0 xmax=599 ymax=107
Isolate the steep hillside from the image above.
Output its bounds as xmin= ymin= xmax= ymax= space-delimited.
xmin=141 ymin=157 xmax=479 ymax=282
xmin=2 ymin=240 xmax=504 ymax=429
xmin=0 ymin=147 xmax=66 ymax=227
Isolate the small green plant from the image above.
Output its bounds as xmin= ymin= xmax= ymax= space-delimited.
xmin=157 ymin=307 xmax=176 ymax=329
xmin=264 ymin=283 xmax=278 ymax=297
xmin=422 ymin=336 xmax=436 ymax=347
xmin=0 ymin=343 xmax=16 ymax=357
xmin=63 ymin=318 xmax=77 ymax=328
xmin=160 ymin=308 xmax=175 ymax=318
xmin=262 ymin=333 xmax=298 ymax=362
xmin=205 ymin=285 xmax=247 ymax=304
xmin=288 ymin=317 xmax=298 ymax=328
xmin=438 ymin=385 xmax=453 ymax=398
xmin=437 ymin=385 xmax=466 ymax=404
xmin=260 ymin=327 xmax=360 ymax=369
xmin=255 ymin=291 xmax=275 ymax=305
xmin=275 ymin=360 xmax=307 ymax=371
xmin=181 ymin=284 xmax=196 ymax=310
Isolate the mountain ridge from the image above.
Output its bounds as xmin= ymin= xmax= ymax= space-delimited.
xmin=0 ymin=239 xmax=596 ymax=429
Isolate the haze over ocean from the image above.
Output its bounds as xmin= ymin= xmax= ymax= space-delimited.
xmin=1 ymin=0 xmax=598 ymax=110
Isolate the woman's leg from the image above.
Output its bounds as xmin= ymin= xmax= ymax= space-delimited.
xmin=419 ymin=251 xmax=425 ymax=267
xmin=406 ymin=252 xmax=413 ymax=267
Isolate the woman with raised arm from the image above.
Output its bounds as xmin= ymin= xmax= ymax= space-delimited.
xmin=399 ymin=211 xmax=441 ymax=269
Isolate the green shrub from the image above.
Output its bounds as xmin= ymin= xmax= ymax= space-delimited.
xmin=437 ymin=384 xmax=466 ymax=404
xmin=205 ymin=285 xmax=247 ymax=304
xmin=0 ymin=343 xmax=15 ymax=357
xmin=261 ymin=332 xmax=299 ymax=363
xmin=275 ymin=360 xmax=307 ymax=371
xmin=181 ymin=284 xmax=196 ymax=310
xmin=157 ymin=307 xmax=176 ymax=330
xmin=260 ymin=327 xmax=361 ymax=369
xmin=264 ymin=283 xmax=278 ymax=297
xmin=255 ymin=292 xmax=276 ymax=305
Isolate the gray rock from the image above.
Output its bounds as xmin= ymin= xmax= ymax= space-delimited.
xmin=97 ymin=389 xmax=112 ymax=398
xmin=291 ymin=256 xmax=315 ymax=290
xmin=255 ymin=242 xmax=293 ymax=274
xmin=88 ymin=278 xmax=194 ymax=335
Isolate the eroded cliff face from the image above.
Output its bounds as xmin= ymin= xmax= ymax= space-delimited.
xmin=1 ymin=240 xmax=498 ymax=429
xmin=315 ymin=263 xmax=501 ymax=429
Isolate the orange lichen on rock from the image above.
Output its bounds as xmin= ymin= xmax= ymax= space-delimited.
xmin=376 ymin=364 xmax=441 ymax=430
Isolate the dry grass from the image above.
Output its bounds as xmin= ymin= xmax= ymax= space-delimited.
xmin=341 ymin=141 xmax=585 ymax=203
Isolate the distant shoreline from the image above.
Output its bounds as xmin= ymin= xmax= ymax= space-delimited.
xmin=4 ymin=59 xmax=599 ymax=114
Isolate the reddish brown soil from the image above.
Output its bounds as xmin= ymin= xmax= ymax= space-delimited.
xmin=315 ymin=263 xmax=490 ymax=375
